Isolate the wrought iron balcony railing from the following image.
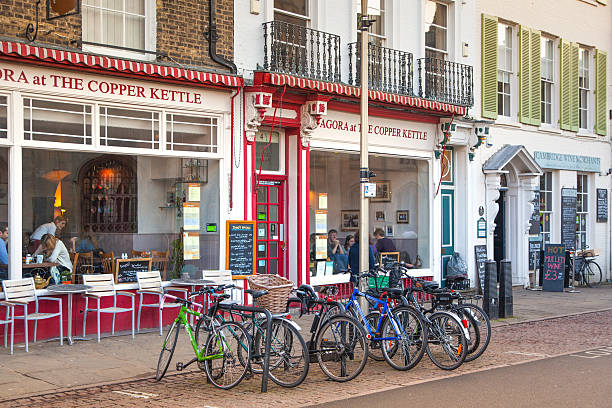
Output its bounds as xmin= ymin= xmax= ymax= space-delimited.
xmin=417 ymin=58 xmax=474 ymax=107
xmin=263 ymin=21 xmax=341 ymax=83
xmin=348 ymin=42 xmax=413 ymax=96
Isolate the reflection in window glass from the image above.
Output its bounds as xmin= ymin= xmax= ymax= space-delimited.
xmin=100 ymin=106 xmax=159 ymax=149
xmin=0 ymin=96 xmax=7 ymax=138
xmin=539 ymin=171 xmax=553 ymax=244
xmin=425 ymin=1 xmax=447 ymax=58
xmin=576 ymin=174 xmax=588 ymax=250
xmin=83 ymin=0 xmax=146 ymax=50
xmin=309 ymin=151 xmax=430 ymax=278
xmin=24 ymin=98 xmax=93 ymax=144
xmin=0 ymin=148 xmax=7 ymax=282
xmin=166 ymin=113 xmax=218 ymax=153
xmin=255 ymin=131 xmax=280 ymax=172
xmin=497 ymin=24 xmax=513 ymax=117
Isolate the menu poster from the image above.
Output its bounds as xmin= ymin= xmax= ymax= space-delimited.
xmin=597 ymin=188 xmax=608 ymax=223
xmin=561 ymin=188 xmax=577 ymax=251
xmin=226 ymin=220 xmax=256 ymax=277
xmin=188 ymin=183 xmax=201 ymax=202
xmin=115 ymin=258 xmax=151 ymax=283
xmin=542 ymin=244 xmax=565 ymax=292
xmin=315 ymin=235 xmax=327 ymax=260
xmin=529 ymin=190 xmax=540 ymax=235
xmin=316 ymin=261 xmax=326 ymax=276
xmin=528 ymin=237 xmax=541 ymax=271
xmin=183 ymin=232 xmax=200 ymax=260
xmin=474 ymin=245 xmax=487 ymax=294
xmin=183 ymin=202 xmax=200 ymax=231
xmin=315 ymin=210 xmax=328 ymax=234
xmin=319 ymin=193 xmax=328 ymax=209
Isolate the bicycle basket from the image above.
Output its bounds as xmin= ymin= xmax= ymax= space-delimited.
xmin=246 ymin=274 xmax=294 ymax=313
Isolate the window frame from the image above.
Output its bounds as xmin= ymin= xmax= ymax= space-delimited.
xmin=576 ymin=173 xmax=589 ymax=250
xmin=540 ymin=36 xmax=556 ymax=126
xmin=497 ymin=22 xmax=515 ymax=119
xmin=82 ymin=0 xmax=157 ymax=61
xmin=539 ymin=171 xmax=553 ymax=244
xmin=273 ymin=0 xmax=310 ymax=25
xmin=578 ymin=47 xmax=592 ymax=131
xmin=424 ymin=0 xmax=448 ymax=60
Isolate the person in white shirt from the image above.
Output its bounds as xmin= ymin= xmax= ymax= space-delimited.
xmin=28 ymin=215 xmax=67 ymax=254
xmin=34 ymin=234 xmax=72 ymax=284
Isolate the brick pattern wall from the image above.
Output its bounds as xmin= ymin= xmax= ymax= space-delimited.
xmin=0 ymin=1 xmax=234 ymax=72
xmin=156 ymin=0 xmax=234 ymax=71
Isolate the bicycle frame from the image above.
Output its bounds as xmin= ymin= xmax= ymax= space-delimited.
xmin=344 ymin=288 xmax=404 ymax=341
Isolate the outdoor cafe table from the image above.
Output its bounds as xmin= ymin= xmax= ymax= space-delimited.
xmin=22 ymin=262 xmax=60 ymax=277
xmin=46 ymin=284 xmax=92 ymax=345
xmin=170 ymin=279 xmax=215 ymax=321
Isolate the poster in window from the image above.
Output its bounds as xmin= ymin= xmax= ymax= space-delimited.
xmin=183 ymin=232 xmax=200 ymax=260
xmin=371 ymin=181 xmax=391 ymax=202
xmin=319 ymin=193 xmax=328 ymax=209
xmin=187 ymin=183 xmax=201 ymax=202
xmin=183 ymin=203 xmax=200 ymax=231
xmin=315 ymin=235 xmax=327 ymax=259
xmin=315 ymin=210 xmax=327 ymax=234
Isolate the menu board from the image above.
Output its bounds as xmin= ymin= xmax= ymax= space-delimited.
xmin=115 ymin=258 xmax=152 ymax=283
xmin=529 ymin=190 xmax=540 ymax=235
xmin=379 ymin=252 xmax=400 ymax=269
xmin=474 ymin=245 xmax=487 ymax=294
xmin=542 ymin=244 xmax=565 ymax=292
xmin=528 ymin=237 xmax=541 ymax=271
xmin=226 ymin=220 xmax=256 ymax=278
xmin=597 ymin=188 xmax=608 ymax=223
xmin=561 ymin=188 xmax=577 ymax=251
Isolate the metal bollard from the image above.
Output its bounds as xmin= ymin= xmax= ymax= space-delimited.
xmin=498 ymin=259 xmax=513 ymax=318
xmin=483 ymin=260 xmax=498 ymax=320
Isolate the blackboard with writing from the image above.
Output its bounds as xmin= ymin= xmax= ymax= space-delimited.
xmin=115 ymin=258 xmax=152 ymax=283
xmin=561 ymin=188 xmax=577 ymax=251
xmin=529 ymin=190 xmax=541 ymax=235
xmin=379 ymin=252 xmax=400 ymax=269
xmin=226 ymin=221 xmax=256 ymax=277
xmin=542 ymin=244 xmax=565 ymax=292
xmin=474 ymin=245 xmax=487 ymax=295
xmin=528 ymin=237 xmax=541 ymax=271
xmin=597 ymin=189 xmax=608 ymax=223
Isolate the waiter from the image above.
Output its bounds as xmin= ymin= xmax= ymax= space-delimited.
xmin=29 ymin=215 xmax=67 ymax=254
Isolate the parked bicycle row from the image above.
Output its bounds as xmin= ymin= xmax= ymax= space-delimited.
xmin=154 ymin=261 xmax=491 ymax=390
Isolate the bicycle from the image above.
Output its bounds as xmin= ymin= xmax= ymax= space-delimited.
xmin=155 ymin=287 xmax=250 ymax=390
xmin=196 ymin=287 xmax=310 ymax=388
xmin=343 ymin=271 xmax=427 ymax=371
xmin=569 ymin=250 xmax=602 ymax=288
xmin=289 ymin=284 xmax=369 ymax=382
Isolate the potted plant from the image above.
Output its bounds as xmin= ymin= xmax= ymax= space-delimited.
xmin=60 ymin=269 xmax=72 ymax=284
xmin=169 ymin=237 xmax=184 ymax=280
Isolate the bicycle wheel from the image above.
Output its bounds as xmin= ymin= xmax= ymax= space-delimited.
xmin=204 ymin=321 xmax=250 ymax=390
xmin=255 ymin=318 xmax=309 ymax=388
xmin=194 ymin=314 xmax=225 ymax=370
xmin=364 ymin=311 xmax=385 ymax=361
xmin=315 ymin=315 xmax=368 ymax=382
xmin=455 ymin=303 xmax=490 ymax=362
xmin=584 ymin=261 xmax=602 ymax=288
xmin=426 ymin=311 xmax=467 ymax=370
xmin=156 ymin=320 xmax=179 ymax=381
xmin=380 ymin=306 xmax=426 ymax=371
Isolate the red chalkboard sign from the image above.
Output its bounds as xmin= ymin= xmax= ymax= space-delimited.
xmin=542 ymin=244 xmax=565 ymax=292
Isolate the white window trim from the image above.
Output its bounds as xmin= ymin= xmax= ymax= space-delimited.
xmin=254 ymin=127 xmax=286 ymax=176
xmin=496 ymin=23 xmax=518 ymax=121
xmin=540 ymin=171 xmax=553 ymax=244
xmin=578 ymin=47 xmax=594 ymax=133
xmin=540 ymin=37 xmax=557 ymax=128
xmin=424 ymin=0 xmax=449 ymax=58
xmin=576 ymin=173 xmax=589 ymax=250
xmin=82 ymin=0 xmax=157 ymax=62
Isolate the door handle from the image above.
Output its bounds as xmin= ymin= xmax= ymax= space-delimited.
xmin=280 ymin=242 xmax=286 ymax=252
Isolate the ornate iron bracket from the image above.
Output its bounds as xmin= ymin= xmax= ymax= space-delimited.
xmin=25 ymin=0 xmax=42 ymax=42
xmin=25 ymin=0 xmax=81 ymax=42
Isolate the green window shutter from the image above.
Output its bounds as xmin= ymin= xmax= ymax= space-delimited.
xmin=481 ymin=14 xmax=498 ymax=120
xmin=570 ymin=42 xmax=580 ymax=132
xmin=595 ymin=49 xmax=607 ymax=136
xmin=519 ymin=26 xmax=531 ymax=124
xmin=529 ymin=29 xmax=541 ymax=126
xmin=560 ymin=40 xmax=571 ymax=130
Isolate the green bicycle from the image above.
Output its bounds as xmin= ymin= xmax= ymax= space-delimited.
xmin=155 ymin=289 xmax=250 ymax=389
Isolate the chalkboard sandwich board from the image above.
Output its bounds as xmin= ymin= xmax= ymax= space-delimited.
xmin=115 ymin=257 xmax=152 ymax=283
xmin=474 ymin=245 xmax=487 ymax=295
xmin=561 ymin=188 xmax=577 ymax=251
xmin=226 ymin=220 xmax=256 ymax=279
xmin=379 ymin=252 xmax=400 ymax=269
xmin=597 ymin=188 xmax=608 ymax=223
xmin=542 ymin=244 xmax=565 ymax=292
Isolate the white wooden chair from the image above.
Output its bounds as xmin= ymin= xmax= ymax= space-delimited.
xmin=136 ymin=271 xmax=188 ymax=335
xmin=1 ymin=278 xmax=62 ymax=352
xmin=202 ymin=270 xmax=239 ymax=304
xmin=0 ymin=301 xmax=15 ymax=354
xmin=82 ymin=274 xmax=135 ymax=343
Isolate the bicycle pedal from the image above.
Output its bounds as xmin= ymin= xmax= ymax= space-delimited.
xmin=176 ymin=362 xmax=184 ymax=371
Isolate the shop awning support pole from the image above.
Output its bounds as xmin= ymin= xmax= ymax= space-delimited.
xmin=358 ymin=0 xmax=370 ymax=311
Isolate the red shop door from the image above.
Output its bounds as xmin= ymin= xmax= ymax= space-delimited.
xmin=256 ymin=179 xmax=285 ymax=276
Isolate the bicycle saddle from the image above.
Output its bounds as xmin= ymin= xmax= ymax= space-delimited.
xmin=245 ymin=289 xmax=268 ymax=299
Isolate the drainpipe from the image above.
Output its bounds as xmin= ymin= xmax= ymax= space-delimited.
xmin=205 ymin=0 xmax=237 ymax=74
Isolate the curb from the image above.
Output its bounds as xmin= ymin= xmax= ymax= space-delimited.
xmin=490 ymin=307 xmax=612 ymax=327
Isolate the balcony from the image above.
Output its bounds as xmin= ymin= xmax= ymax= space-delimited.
xmin=417 ymin=58 xmax=474 ymax=107
xmin=348 ymin=42 xmax=413 ymax=96
xmin=263 ymin=21 xmax=341 ymax=83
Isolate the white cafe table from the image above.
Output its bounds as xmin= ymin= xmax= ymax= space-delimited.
xmin=46 ymin=284 xmax=92 ymax=345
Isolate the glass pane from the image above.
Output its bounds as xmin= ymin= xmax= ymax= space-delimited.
xmin=258 ymin=205 xmax=267 ymax=221
xmin=269 ymin=223 xmax=279 ymax=239
xmin=167 ymin=114 xmax=218 ymax=153
xmin=257 ymin=242 xmax=267 ymax=257
xmin=258 ymin=223 xmax=268 ymax=239
xmin=257 ymin=260 xmax=266 ymax=274
xmin=269 ymin=242 xmax=279 ymax=257
xmin=0 ymin=96 xmax=7 ymax=138
xmin=269 ymin=205 xmax=279 ymax=222
xmin=269 ymin=187 xmax=279 ymax=203
xmin=23 ymin=98 xmax=93 ymax=144
xmin=257 ymin=186 xmax=267 ymax=201
xmin=255 ymin=131 xmax=280 ymax=172
xmin=0 ymin=148 xmax=7 ymax=283
xmin=268 ymin=259 xmax=278 ymax=275
xmin=425 ymin=25 xmax=447 ymax=52
xmin=274 ymin=0 xmax=307 ymax=16
xmin=274 ymin=11 xmax=307 ymax=26
xmin=100 ymin=107 xmax=159 ymax=149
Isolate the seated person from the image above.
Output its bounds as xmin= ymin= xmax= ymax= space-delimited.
xmin=374 ymin=228 xmax=397 ymax=253
xmin=344 ymin=235 xmax=354 ymax=254
xmin=348 ymin=231 xmax=376 ymax=283
xmin=327 ymin=229 xmax=345 ymax=258
xmin=34 ymin=234 xmax=72 ymax=284
xmin=71 ymin=225 xmax=102 ymax=255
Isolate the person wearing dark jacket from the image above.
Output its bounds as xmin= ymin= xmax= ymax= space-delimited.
xmin=348 ymin=230 xmax=376 ymax=283
xmin=374 ymin=228 xmax=397 ymax=253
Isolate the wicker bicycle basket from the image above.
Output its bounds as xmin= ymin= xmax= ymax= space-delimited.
xmin=246 ymin=274 xmax=294 ymax=313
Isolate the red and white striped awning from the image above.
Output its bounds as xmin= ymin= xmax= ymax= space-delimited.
xmin=0 ymin=41 xmax=243 ymax=88
xmin=256 ymin=72 xmax=466 ymax=116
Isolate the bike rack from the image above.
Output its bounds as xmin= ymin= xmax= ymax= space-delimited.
xmin=217 ymin=303 xmax=274 ymax=393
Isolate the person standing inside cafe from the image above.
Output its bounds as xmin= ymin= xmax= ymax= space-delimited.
xmin=28 ymin=215 xmax=67 ymax=254
xmin=374 ymin=228 xmax=397 ymax=253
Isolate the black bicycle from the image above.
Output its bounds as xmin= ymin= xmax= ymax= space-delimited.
xmin=569 ymin=250 xmax=603 ymax=288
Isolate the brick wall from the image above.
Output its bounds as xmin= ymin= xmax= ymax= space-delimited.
xmin=0 ymin=1 xmax=234 ymax=72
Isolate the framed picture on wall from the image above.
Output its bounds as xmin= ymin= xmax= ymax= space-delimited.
xmin=341 ymin=210 xmax=359 ymax=231
xmin=386 ymin=224 xmax=394 ymax=237
xmin=371 ymin=181 xmax=391 ymax=202
xmin=396 ymin=210 xmax=409 ymax=224
xmin=375 ymin=210 xmax=385 ymax=221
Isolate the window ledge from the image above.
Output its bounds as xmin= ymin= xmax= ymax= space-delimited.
xmin=577 ymin=130 xmax=597 ymax=138
xmin=538 ymin=126 xmax=562 ymax=135
xmin=82 ymin=44 xmax=156 ymax=63
xmin=495 ymin=117 xmax=522 ymax=129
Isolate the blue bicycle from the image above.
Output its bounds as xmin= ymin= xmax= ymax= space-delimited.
xmin=344 ymin=272 xmax=426 ymax=371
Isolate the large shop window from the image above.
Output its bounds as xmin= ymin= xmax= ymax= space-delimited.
xmin=309 ymin=151 xmax=430 ymax=279
xmin=576 ymin=174 xmax=588 ymax=250
xmin=24 ymin=98 xmax=93 ymax=145
xmin=539 ymin=171 xmax=552 ymax=244
xmin=0 ymin=95 xmax=7 ymax=138
xmin=0 ymin=148 xmax=7 ymax=283
xmin=166 ymin=113 xmax=218 ymax=153
xmin=100 ymin=106 xmax=160 ymax=149
xmin=21 ymin=149 xmax=220 ymax=281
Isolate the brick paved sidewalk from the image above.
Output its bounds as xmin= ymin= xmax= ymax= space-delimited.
xmin=0 ymin=286 xmax=611 ymax=401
